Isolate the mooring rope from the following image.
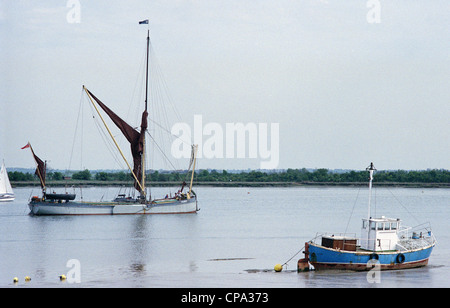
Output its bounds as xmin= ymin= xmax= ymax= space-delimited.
xmin=282 ymin=245 xmax=305 ymax=269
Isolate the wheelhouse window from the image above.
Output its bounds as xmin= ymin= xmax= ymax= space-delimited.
xmin=391 ymin=222 xmax=397 ymax=230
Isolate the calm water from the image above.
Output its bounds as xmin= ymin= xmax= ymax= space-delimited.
xmin=0 ymin=186 xmax=448 ymax=288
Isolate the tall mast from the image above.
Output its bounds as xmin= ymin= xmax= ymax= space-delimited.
xmin=145 ymin=29 xmax=149 ymax=112
xmin=141 ymin=28 xmax=150 ymax=200
xmin=366 ymin=162 xmax=376 ymax=220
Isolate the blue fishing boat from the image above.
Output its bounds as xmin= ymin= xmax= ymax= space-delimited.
xmin=298 ymin=163 xmax=436 ymax=271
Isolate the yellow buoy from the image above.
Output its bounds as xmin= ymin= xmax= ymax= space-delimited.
xmin=59 ymin=274 xmax=66 ymax=281
xmin=13 ymin=277 xmax=19 ymax=283
xmin=274 ymin=264 xmax=283 ymax=272
xmin=25 ymin=276 xmax=31 ymax=282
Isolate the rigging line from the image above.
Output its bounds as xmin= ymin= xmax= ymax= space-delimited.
xmin=148 ymin=42 xmax=182 ymax=134
xmin=146 ymin=131 xmax=183 ymax=181
xmin=386 ymin=188 xmax=422 ymax=226
xmin=343 ymin=186 xmax=362 ymax=236
xmin=149 ymin=41 xmax=182 ymax=122
xmin=150 ymin=72 xmax=172 ymax=166
xmin=90 ymin=105 xmax=125 ymax=169
xmin=153 ymin=71 xmax=179 ymax=145
xmin=147 ymin=117 xmax=192 ymax=146
xmin=282 ymin=245 xmax=305 ymax=268
xmin=87 ymin=100 xmax=123 ymax=166
xmin=128 ymin=47 xmax=147 ymax=123
xmin=67 ymin=87 xmax=85 ymax=172
xmin=146 ymin=131 xmax=177 ymax=171
xmin=148 ymin=40 xmax=187 ymax=172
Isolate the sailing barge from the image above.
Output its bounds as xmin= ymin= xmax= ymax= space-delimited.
xmin=27 ymin=22 xmax=199 ymax=215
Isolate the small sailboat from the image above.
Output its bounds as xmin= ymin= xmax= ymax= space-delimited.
xmin=27 ymin=23 xmax=199 ymax=215
xmin=0 ymin=161 xmax=15 ymax=202
xmin=297 ymin=163 xmax=436 ymax=271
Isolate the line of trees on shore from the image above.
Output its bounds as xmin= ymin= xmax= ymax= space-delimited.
xmin=196 ymin=168 xmax=450 ymax=184
xmin=9 ymin=168 xmax=450 ymax=184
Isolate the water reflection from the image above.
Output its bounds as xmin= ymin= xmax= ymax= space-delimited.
xmin=189 ymin=261 xmax=198 ymax=272
xmin=127 ymin=215 xmax=149 ymax=278
xmin=129 ymin=263 xmax=146 ymax=276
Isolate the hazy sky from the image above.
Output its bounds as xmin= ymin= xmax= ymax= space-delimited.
xmin=1 ymin=0 xmax=449 ymax=171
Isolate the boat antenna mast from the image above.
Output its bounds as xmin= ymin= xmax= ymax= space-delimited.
xmin=366 ymin=162 xmax=377 ymax=220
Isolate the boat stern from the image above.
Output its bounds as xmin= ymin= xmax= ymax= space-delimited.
xmin=28 ymin=199 xmax=40 ymax=215
xmin=297 ymin=242 xmax=311 ymax=272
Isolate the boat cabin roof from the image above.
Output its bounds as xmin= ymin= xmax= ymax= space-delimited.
xmin=322 ymin=235 xmax=356 ymax=241
xmin=363 ymin=216 xmax=400 ymax=223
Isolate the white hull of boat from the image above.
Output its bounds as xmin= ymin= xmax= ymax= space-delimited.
xmin=29 ymin=197 xmax=198 ymax=215
xmin=0 ymin=194 xmax=15 ymax=202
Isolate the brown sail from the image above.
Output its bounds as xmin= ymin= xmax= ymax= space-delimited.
xmin=85 ymin=89 xmax=148 ymax=193
xmin=22 ymin=142 xmax=46 ymax=189
xmin=32 ymin=150 xmax=46 ymax=189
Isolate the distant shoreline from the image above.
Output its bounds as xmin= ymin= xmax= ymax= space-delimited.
xmin=11 ymin=180 xmax=450 ymax=188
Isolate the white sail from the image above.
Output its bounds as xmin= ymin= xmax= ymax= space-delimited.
xmin=0 ymin=161 xmax=15 ymax=201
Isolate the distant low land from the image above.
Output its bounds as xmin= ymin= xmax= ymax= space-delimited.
xmin=9 ymin=168 xmax=450 ymax=188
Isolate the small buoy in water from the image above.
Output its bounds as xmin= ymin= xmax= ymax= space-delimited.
xmin=13 ymin=277 xmax=19 ymax=283
xmin=24 ymin=276 xmax=31 ymax=282
xmin=59 ymin=274 xmax=66 ymax=281
xmin=274 ymin=264 xmax=283 ymax=272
